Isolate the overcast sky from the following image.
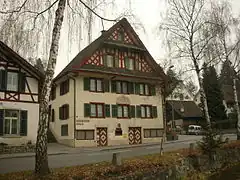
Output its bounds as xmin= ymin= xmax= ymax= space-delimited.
xmin=55 ymin=0 xmax=240 ymax=77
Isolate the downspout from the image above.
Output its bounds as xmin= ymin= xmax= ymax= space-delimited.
xmin=69 ymin=75 xmax=76 ymax=147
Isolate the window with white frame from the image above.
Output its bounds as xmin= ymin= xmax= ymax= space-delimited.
xmin=117 ymin=105 xmax=129 ymax=118
xmin=4 ymin=110 xmax=19 ymax=135
xmin=90 ymin=103 xmax=104 ymax=118
xmin=106 ymin=55 xmax=114 ymax=67
xmin=141 ymin=105 xmax=152 ymax=118
xmin=7 ymin=72 xmax=18 ymax=91
xmin=116 ymin=81 xmax=128 ymax=94
xmin=139 ymin=83 xmax=150 ymax=95
xmin=90 ymin=78 xmax=103 ymax=92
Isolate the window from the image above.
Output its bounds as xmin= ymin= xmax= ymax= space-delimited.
xmin=179 ymin=94 xmax=184 ymax=100
xmin=144 ymin=129 xmax=163 ymax=138
xmin=4 ymin=110 xmax=19 ymax=135
xmin=7 ymin=72 xmax=18 ymax=91
xmin=59 ymin=104 xmax=69 ymax=120
xmin=106 ymin=55 xmax=114 ymax=67
xmin=118 ymin=31 xmax=124 ymax=41
xmin=60 ymin=79 xmax=69 ymax=95
xmin=141 ymin=105 xmax=152 ymax=118
xmin=124 ymin=57 xmax=134 ymax=70
xmin=51 ymin=109 xmax=55 ymax=122
xmin=185 ymin=95 xmax=189 ymax=100
xmin=90 ymin=78 xmax=103 ymax=92
xmin=139 ymin=84 xmax=150 ymax=95
xmin=61 ymin=124 xmax=68 ymax=136
xmin=90 ymin=103 xmax=104 ymax=118
xmin=51 ymin=86 xmax=56 ymax=100
xmin=76 ymin=130 xmax=94 ymax=140
xmin=117 ymin=105 xmax=129 ymax=118
xmin=116 ymin=81 xmax=128 ymax=94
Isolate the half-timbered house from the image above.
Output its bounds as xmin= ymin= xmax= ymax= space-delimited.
xmin=49 ymin=18 xmax=167 ymax=147
xmin=0 ymin=41 xmax=43 ymax=145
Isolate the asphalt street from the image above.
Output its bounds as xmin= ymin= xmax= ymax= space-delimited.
xmin=0 ymin=134 xmax=236 ymax=174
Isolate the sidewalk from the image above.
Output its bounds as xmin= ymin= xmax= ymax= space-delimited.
xmin=0 ymin=138 xmax=198 ymax=160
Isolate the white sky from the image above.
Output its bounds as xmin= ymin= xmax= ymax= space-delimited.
xmin=55 ymin=0 xmax=240 ymax=77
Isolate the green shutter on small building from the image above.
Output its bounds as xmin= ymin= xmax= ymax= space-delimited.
xmin=136 ymin=106 xmax=141 ymax=118
xmin=20 ymin=110 xmax=28 ymax=136
xmin=104 ymin=79 xmax=109 ymax=92
xmin=83 ymin=77 xmax=90 ymax=91
xmin=111 ymin=81 xmax=117 ymax=93
xmin=152 ymin=106 xmax=158 ymax=118
xmin=135 ymin=83 xmax=140 ymax=94
xmin=112 ymin=104 xmax=117 ymax=117
xmin=105 ymin=104 xmax=110 ymax=117
xmin=124 ymin=57 xmax=129 ymax=69
xmin=0 ymin=110 xmax=3 ymax=136
xmin=0 ymin=70 xmax=7 ymax=91
xmin=130 ymin=106 xmax=136 ymax=118
xmin=114 ymin=56 xmax=119 ymax=68
xmin=84 ymin=103 xmax=90 ymax=117
xmin=151 ymin=85 xmax=156 ymax=96
xmin=128 ymin=82 xmax=134 ymax=94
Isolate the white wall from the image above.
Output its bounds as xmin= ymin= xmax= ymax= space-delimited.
xmin=0 ymin=101 xmax=39 ymax=145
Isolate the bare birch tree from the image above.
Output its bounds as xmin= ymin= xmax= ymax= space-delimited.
xmin=209 ymin=0 xmax=240 ymax=139
xmin=160 ymin=0 xmax=216 ymax=127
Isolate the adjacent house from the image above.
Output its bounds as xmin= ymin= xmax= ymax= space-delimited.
xmin=166 ymin=80 xmax=202 ymax=128
xmin=0 ymin=41 xmax=43 ymax=145
xmin=49 ymin=18 xmax=167 ymax=147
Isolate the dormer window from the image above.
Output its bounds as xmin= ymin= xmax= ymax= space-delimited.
xmin=124 ymin=57 xmax=134 ymax=70
xmin=118 ymin=31 xmax=124 ymax=41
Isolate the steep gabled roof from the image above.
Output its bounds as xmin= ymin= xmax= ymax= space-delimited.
xmin=0 ymin=41 xmax=44 ymax=80
xmin=167 ymin=100 xmax=203 ymax=118
xmin=54 ymin=18 xmax=167 ymax=82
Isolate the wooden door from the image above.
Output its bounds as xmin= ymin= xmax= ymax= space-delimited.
xmin=96 ymin=127 xmax=108 ymax=146
xmin=128 ymin=127 xmax=142 ymax=145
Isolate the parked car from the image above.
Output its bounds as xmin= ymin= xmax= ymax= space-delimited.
xmin=187 ymin=125 xmax=203 ymax=135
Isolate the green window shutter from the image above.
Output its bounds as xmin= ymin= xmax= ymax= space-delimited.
xmin=136 ymin=106 xmax=141 ymax=118
xmin=59 ymin=107 xmax=62 ymax=120
xmin=130 ymin=106 xmax=136 ymax=118
xmin=105 ymin=104 xmax=110 ymax=117
xmin=104 ymin=79 xmax=109 ymax=92
xmin=84 ymin=103 xmax=90 ymax=117
xmin=0 ymin=70 xmax=7 ymax=91
xmin=124 ymin=57 xmax=129 ymax=69
xmin=128 ymin=82 xmax=134 ymax=94
xmin=114 ymin=56 xmax=119 ymax=68
xmin=152 ymin=106 xmax=158 ymax=118
xmin=20 ymin=111 xmax=28 ymax=136
xmin=103 ymin=55 xmax=107 ymax=66
xmin=151 ymin=85 xmax=156 ymax=96
xmin=112 ymin=105 xmax=117 ymax=117
xmin=135 ymin=83 xmax=140 ymax=94
xmin=83 ymin=77 xmax=90 ymax=91
xmin=111 ymin=80 xmax=117 ymax=93
xmin=19 ymin=72 xmax=26 ymax=92
xmin=0 ymin=110 xmax=3 ymax=136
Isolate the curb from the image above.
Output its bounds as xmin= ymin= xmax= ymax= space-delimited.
xmin=0 ymin=152 xmax=68 ymax=160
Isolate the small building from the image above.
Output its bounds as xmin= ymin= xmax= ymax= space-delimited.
xmin=49 ymin=18 xmax=167 ymax=147
xmin=166 ymin=81 xmax=202 ymax=128
xmin=0 ymin=41 xmax=43 ymax=145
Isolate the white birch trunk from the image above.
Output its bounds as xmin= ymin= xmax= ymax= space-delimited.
xmin=35 ymin=0 xmax=66 ymax=175
xmin=233 ymin=78 xmax=240 ymax=140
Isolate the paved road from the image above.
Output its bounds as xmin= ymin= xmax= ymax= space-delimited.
xmin=0 ymin=134 xmax=236 ymax=174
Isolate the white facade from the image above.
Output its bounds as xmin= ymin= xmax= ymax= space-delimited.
xmin=167 ymin=82 xmax=194 ymax=101
xmin=49 ymin=73 xmax=164 ymax=147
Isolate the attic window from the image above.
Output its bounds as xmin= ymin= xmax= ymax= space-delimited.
xmin=179 ymin=94 xmax=184 ymax=100
xmin=118 ymin=31 xmax=124 ymax=41
xmin=185 ymin=95 xmax=189 ymax=99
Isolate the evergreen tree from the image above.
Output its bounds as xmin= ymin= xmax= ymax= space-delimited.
xmin=220 ymin=60 xmax=235 ymax=85
xmin=203 ymin=64 xmax=227 ymax=121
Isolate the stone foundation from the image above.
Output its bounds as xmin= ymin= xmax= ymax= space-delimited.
xmin=0 ymin=144 xmax=35 ymax=154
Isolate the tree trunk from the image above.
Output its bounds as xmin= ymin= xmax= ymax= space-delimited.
xmin=233 ymin=78 xmax=240 ymax=140
xmin=35 ymin=0 xmax=66 ymax=175
xmin=198 ymin=75 xmax=211 ymax=128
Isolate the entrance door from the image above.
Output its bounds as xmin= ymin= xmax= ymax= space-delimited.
xmin=96 ymin=127 xmax=108 ymax=146
xmin=128 ymin=127 xmax=142 ymax=145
